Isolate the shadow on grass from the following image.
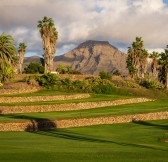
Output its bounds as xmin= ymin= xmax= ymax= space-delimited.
xmin=1 ymin=114 xmax=167 ymax=151
xmin=32 ymin=129 xmax=167 ymax=152
xmin=0 ymin=114 xmax=57 ymax=131
xmin=132 ymin=120 xmax=168 ymax=130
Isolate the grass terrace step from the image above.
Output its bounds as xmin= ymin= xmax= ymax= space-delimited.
xmin=0 ymin=98 xmax=154 ymax=114
xmin=0 ymin=111 xmax=168 ymax=131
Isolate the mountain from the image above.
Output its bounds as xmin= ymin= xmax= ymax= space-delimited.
xmin=24 ymin=40 xmax=128 ymax=75
xmin=54 ymin=40 xmax=128 ymax=75
xmin=24 ymin=56 xmax=41 ymax=65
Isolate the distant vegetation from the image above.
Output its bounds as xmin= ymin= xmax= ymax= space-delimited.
xmin=56 ymin=64 xmax=81 ymax=74
xmin=99 ymin=70 xmax=112 ymax=80
xmin=126 ymin=37 xmax=168 ymax=89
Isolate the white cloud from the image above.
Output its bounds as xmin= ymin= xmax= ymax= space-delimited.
xmin=0 ymin=0 xmax=168 ymax=56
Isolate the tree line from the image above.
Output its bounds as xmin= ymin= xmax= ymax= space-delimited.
xmin=126 ymin=37 xmax=168 ymax=89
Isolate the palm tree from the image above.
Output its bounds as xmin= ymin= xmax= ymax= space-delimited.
xmin=126 ymin=47 xmax=137 ymax=78
xmin=0 ymin=33 xmax=18 ymax=83
xmin=159 ymin=49 xmax=168 ymax=89
xmin=18 ymin=43 xmax=27 ymax=74
xmin=126 ymin=37 xmax=145 ymax=78
xmin=37 ymin=16 xmax=58 ymax=73
xmin=149 ymin=51 xmax=160 ymax=78
xmin=139 ymin=49 xmax=149 ymax=78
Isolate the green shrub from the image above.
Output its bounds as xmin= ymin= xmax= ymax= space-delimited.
xmin=112 ymin=70 xmax=121 ymax=76
xmin=99 ymin=71 xmax=112 ymax=80
xmin=138 ymin=78 xmax=164 ymax=89
xmin=24 ymin=62 xmax=44 ymax=74
xmin=56 ymin=64 xmax=81 ymax=74
xmin=112 ymin=79 xmax=141 ymax=88
xmin=23 ymin=75 xmax=39 ymax=86
xmin=37 ymin=73 xmax=58 ymax=89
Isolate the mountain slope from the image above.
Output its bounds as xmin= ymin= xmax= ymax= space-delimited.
xmin=54 ymin=40 xmax=128 ymax=75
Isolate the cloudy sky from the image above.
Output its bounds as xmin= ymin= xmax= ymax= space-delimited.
xmin=0 ymin=0 xmax=168 ymax=57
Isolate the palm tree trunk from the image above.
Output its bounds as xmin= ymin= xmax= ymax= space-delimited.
xmin=19 ymin=63 xmax=22 ymax=74
xmin=166 ymin=69 xmax=168 ymax=89
xmin=44 ymin=54 xmax=54 ymax=73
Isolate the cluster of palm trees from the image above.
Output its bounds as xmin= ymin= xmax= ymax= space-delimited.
xmin=0 ymin=16 xmax=58 ymax=83
xmin=127 ymin=37 xmax=168 ymax=88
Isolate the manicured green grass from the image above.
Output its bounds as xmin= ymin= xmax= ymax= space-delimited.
xmin=0 ymin=89 xmax=68 ymax=97
xmin=0 ymin=93 xmax=130 ymax=106
xmin=0 ymin=120 xmax=167 ymax=162
xmin=0 ymin=99 xmax=167 ymax=122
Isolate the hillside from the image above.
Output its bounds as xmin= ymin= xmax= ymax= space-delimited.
xmin=54 ymin=40 xmax=128 ymax=75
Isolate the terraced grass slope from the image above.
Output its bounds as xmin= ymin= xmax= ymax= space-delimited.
xmin=0 ymin=89 xmax=167 ymax=126
xmin=0 ymin=84 xmax=168 ymax=161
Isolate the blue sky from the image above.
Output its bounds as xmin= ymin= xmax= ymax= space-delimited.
xmin=163 ymin=0 xmax=168 ymax=4
xmin=0 ymin=0 xmax=168 ymax=57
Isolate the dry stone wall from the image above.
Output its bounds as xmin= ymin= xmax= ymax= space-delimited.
xmin=56 ymin=111 xmax=168 ymax=128
xmin=0 ymin=111 xmax=167 ymax=131
xmin=0 ymin=82 xmax=41 ymax=95
xmin=0 ymin=98 xmax=154 ymax=114
xmin=0 ymin=94 xmax=90 ymax=103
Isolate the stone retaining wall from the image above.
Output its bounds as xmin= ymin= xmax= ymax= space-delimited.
xmin=0 ymin=98 xmax=153 ymax=114
xmin=0 ymin=82 xmax=41 ymax=95
xmin=0 ymin=111 xmax=167 ymax=131
xmin=15 ymin=74 xmax=96 ymax=81
xmin=56 ymin=111 xmax=168 ymax=128
xmin=0 ymin=94 xmax=90 ymax=103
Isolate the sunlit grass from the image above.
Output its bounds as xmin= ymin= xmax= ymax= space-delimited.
xmin=0 ymin=120 xmax=167 ymax=162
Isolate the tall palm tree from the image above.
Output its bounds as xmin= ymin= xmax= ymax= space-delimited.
xmin=149 ymin=51 xmax=160 ymax=78
xmin=0 ymin=33 xmax=18 ymax=83
xmin=159 ymin=49 xmax=168 ymax=89
xmin=139 ymin=49 xmax=149 ymax=78
xmin=37 ymin=16 xmax=58 ymax=73
xmin=127 ymin=37 xmax=145 ymax=78
xmin=18 ymin=42 xmax=26 ymax=74
xmin=126 ymin=47 xmax=137 ymax=78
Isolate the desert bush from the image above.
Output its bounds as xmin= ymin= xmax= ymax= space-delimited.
xmin=56 ymin=64 xmax=81 ymax=74
xmin=23 ymin=75 xmax=39 ymax=86
xmin=137 ymin=77 xmax=164 ymax=89
xmin=53 ymin=77 xmax=116 ymax=94
xmin=99 ymin=70 xmax=112 ymax=80
xmin=112 ymin=79 xmax=141 ymax=88
xmin=112 ymin=70 xmax=121 ymax=76
xmin=37 ymin=73 xmax=58 ymax=89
